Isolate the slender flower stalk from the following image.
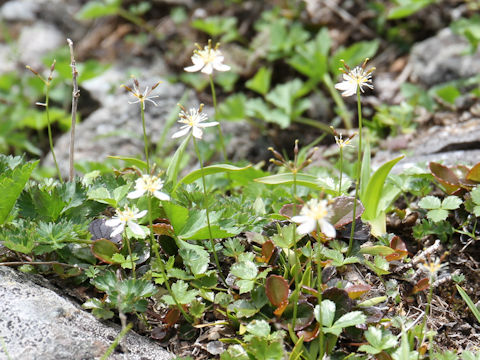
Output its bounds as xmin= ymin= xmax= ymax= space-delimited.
xmin=184 ymin=40 xmax=230 ymax=160
xmin=26 ymin=61 xmax=62 ymax=182
xmin=172 ymin=104 xmax=224 ymax=282
xmin=417 ymin=256 xmax=448 ymax=348
xmin=335 ymin=58 xmax=375 ymax=256
xmin=316 ymin=237 xmax=324 ymax=360
xmin=122 ymin=77 xmax=161 ymax=173
xmin=330 ymin=127 xmax=356 ymax=196
xmin=124 ymin=80 xmax=191 ymax=322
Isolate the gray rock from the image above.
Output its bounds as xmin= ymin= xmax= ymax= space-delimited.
xmin=410 ymin=28 xmax=480 ymax=87
xmin=17 ymin=21 xmax=65 ymax=69
xmin=0 ymin=266 xmax=173 ymax=360
xmin=0 ymin=0 xmax=38 ymax=22
xmin=373 ymin=118 xmax=480 ymax=173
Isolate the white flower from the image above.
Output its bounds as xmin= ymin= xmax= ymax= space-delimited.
xmin=127 ymin=174 xmax=170 ymax=201
xmin=122 ymin=78 xmax=161 ymax=110
xmin=105 ymin=206 xmax=148 ymax=237
xmin=172 ymin=104 xmax=219 ymax=139
xmin=291 ymin=199 xmax=336 ymax=237
xmin=184 ymin=40 xmax=231 ymax=75
xmin=334 ymin=58 xmax=375 ymax=97
xmin=334 ymin=134 xmax=354 ymax=149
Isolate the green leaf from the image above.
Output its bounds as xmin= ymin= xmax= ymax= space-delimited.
xmin=91 ymin=239 xmax=119 ymax=264
xmin=254 ymin=173 xmax=321 ymax=191
xmin=248 ymin=338 xmax=283 ymax=360
xmin=167 ymin=133 xmax=191 ymax=187
xmin=162 ymin=280 xmax=199 ymax=305
xmin=361 ymin=155 xmax=404 ymax=221
xmin=246 ymin=320 xmax=271 ymax=338
xmin=418 ymin=195 xmax=441 ymax=210
xmin=359 ymin=245 xmax=395 ymax=256
xmin=456 ymin=285 xmax=480 ymax=324
xmin=387 ymin=0 xmax=435 ymax=19
xmin=441 ymin=196 xmax=462 ymax=210
xmin=360 ymin=141 xmax=371 ymax=200
xmin=218 ymin=93 xmax=247 ymax=122
xmin=163 ymin=202 xmax=189 ymax=235
xmin=330 ymin=40 xmax=380 ymax=76
xmin=432 ymin=84 xmax=461 ymax=105
xmin=265 ymin=79 xmax=306 ymax=118
xmin=427 ymin=209 xmax=449 ymax=222
xmin=227 ymin=299 xmax=259 ymax=318
xmin=231 ymin=260 xmax=258 ymax=280
xmin=327 ymin=311 xmax=366 ymax=336
xmin=76 ymin=0 xmax=121 ymax=20
xmin=0 ymin=160 xmax=38 ymax=225
xmin=288 ymin=29 xmax=330 ymax=81
xmin=246 ymin=67 xmax=272 ymax=95
xmin=471 ymin=186 xmax=480 ymax=205
xmin=107 ymin=156 xmax=147 ymax=171
xmin=178 ymin=241 xmax=210 ymax=276
xmin=175 ymin=164 xmax=252 ymax=191
xmin=245 ymin=98 xmax=291 ymax=128
xmin=315 ymin=299 xmax=336 ymax=327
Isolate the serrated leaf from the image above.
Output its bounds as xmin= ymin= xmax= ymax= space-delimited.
xmin=441 ymin=196 xmax=462 ymax=210
xmin=246 ymin=320 xmax=271 ymax=338
xmin=418 ymin=195 xmax=441 ymax=210
xmin=245 ymin=67 xmax=272 ymax=95
xmin=0 ymin=160 xmax=38 ymax=224
xmin=231 ymin=260 xmax=258 ymax=280
xmin=163 ymin=280 xmax=199 ymax=305
xmin=427 ymin=209 xmax=449 ymax=222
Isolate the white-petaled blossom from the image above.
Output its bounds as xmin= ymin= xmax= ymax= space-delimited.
xmin=334 ymin=58 xmax=375 ymax=97
xmin=334 ymin=134 xmax=354 ymax=149
xmin=418 ymin=258 xmax=448 ymax=280
xmin=127 ymin=174 xmax=170 ymax=201
xmin=122 ymin=77 xmax=161 ymax=110
xmin=105 ymin=206 xmax=148 ymax=237
xmin=184 ymin=39 xmax=231 ymax=75
xmin=172 ymin=104 xmax=219 ymax=139
xmin=291 ymin=199 xmax=336 ymax=237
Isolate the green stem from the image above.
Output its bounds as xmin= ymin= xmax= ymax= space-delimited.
xmin=100 ymin=322 xmax=132 ymax=360
xmin=123 ymin=228 xmax=136 ymax=278
xmin=147 ymin=194 xmax=192 ymax=323
xmin=418 ymin=279 xmax=434 ymax=351
xmin=316 ymin=229 xmax=324 ymax=359
xmin=192 ymin=137 xmax=224 ymax=283
xmin=141 ymin=105 xmax=150 ymax=173
xmin=291 ymin=171 xmax=299 ymax=331
xmin=347 ymin=90 xmax=363 ymax=256
xmin=338 ymin=147 xmax=343 ymax=196
xmin=322 ymin=73 xmax=352 ymax=129
xmin=45 ymin=84 xmax=62 ymax=182
xmin=209 ymin=75 xmax=227 ymax=161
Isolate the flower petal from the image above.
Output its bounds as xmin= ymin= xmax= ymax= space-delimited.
xmin=128 ymin=221 xmax=145 ymax=236
xmin=213 ymin=62 xmax=231 ymax=72
xmin=201 ymin=63 xmax=213 ymax=75
xmin=105 ymin=218 xmax=121 ymax=227
xmin=109 ymin=223 xmax=125 ymax=237
xmin=172 ymin=126 xmax=191 ymax=139
xmin=184 ymin=63 xmax=204 ymax=73
xmin=192 ymin=126 xmax=203 ymax=139
xmin=296 ymin=219 xmax=316 ymax=235
xmin=320 ymin=220 xmax=336 ymax=238
xmin=135 ymin=210 xmax=148 ymax=219
xmin=127 ymin=189 xmax=145 ymax=199
xmin=153 ymin=191 xmax=170 ymax=201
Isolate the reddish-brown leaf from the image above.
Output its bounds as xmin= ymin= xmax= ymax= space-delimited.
xmin=345 ymin=284 xmax=371 ymax=299
xmin=412 ymin=278 xmax=430 ymax=294
xmin=266 ymin=275 xmax=289 ymax=307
